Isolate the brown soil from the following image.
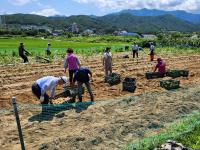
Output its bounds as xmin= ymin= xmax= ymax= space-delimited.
xmin=0 ymin=53 xmax=200 ymax=150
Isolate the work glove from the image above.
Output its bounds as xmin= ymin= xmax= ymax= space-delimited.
xmin=40 ymin=96 xmax=44 ymax=103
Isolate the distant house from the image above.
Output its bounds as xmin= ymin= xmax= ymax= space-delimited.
xmin=190 ymin=34 xmax=198 ymax=39
xmin=113 ymin=30 xmax=140 ymax=37
xmin=52 ymin=29 xmax=64 ymax=36
xmin=82 ymin=29 xmax=94 ymax=36
xmin=67 ymin=22 xmax=79 ymax=33
xmin=21 ymin=25 xmax=52 ymax=32
xmin=141 ymin=34 xmax=157 ymax=39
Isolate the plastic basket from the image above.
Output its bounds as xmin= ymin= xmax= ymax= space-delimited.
xmin=122 ymin=77 xmax=136 ymax=92
xmin=105 ymin=73 xmax=121 ymax=86
xmin=160 ymin=80 xmax=180 ymax=90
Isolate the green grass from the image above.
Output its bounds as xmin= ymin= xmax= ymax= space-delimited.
xmin=0 ymin=36 xmax=126 ymax=53
xmin=0 ymin=36 xmax=200 ymax=64
xmin=176 ymin=124 xmax=200 ymax=149
xmin=123 ymin=111 xmax=200 ymax=150
xmin=0 ymin=36 xmax=128 ymax=64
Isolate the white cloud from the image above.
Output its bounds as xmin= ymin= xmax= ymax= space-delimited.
xmin=8 ymin=0 xmax=38 ymax=6
xmin=31 ymin=8 xmax=60 ymax=17
xmin=73 ymin=0 xmax=200 ymax=13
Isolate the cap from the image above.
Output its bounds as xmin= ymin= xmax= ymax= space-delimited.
xmin=60 ymin=76 xmax=68 ymax=84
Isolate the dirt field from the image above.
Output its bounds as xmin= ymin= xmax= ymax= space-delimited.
xmin=0 ymin=53 xmax=200 ymax=150
xmin=0 ymin=53 xmax=200 ymax=107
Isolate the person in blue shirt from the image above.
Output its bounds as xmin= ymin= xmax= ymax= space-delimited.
xmin=32 ymin=76 xmax=68 ymax=104
xmin=69 ymin=67 xmax=94 ymax=103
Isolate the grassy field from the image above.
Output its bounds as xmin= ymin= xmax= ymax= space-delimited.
xmin=124 ymin=111 xmax=200 ymax=150
xmin=0 ymin=36 xmax=199 ymax=64
xmin=0 ymin=36 xmax=126 ymax=54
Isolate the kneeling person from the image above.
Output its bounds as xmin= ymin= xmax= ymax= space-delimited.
xmin=32 ymin=76 xmax=68 ymax=104
xmin=154 ymin=58 xmax=166 ymax=77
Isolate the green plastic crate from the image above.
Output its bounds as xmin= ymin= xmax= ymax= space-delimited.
xmin=122 ymin=77 xmax=136 ymax=92
xmin=105 ymin=73 xmax=121 ymax=86
xmin=160 ymin=80 xmax=180 ymax=90
xmin=64 ymin=85 xmax=85 ymax=96
xmin=146 ymin=72 xmax=165 ymax=79
xmin=166 ymin=70 xmax=189 ymax=78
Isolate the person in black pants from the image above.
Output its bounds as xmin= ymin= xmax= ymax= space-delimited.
xmin=70 ymin=67 xmax=94 ymax=103
xmin=18 ymin=43 xmax=29 ymax=63
xmin=32 ymin=76 xmax=68 ymax=105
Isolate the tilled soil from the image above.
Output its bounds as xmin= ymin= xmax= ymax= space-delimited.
xmin=0 ymin=53 xmax=200 ymax=107
xmin=0 ymin=53 xmax=200 ymax=150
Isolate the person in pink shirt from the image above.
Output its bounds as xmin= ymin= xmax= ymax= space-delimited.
xmin=64 ymin=48 xmax=81 ymax=85
xmin=154 ymin=58 xmax=166 ymax=76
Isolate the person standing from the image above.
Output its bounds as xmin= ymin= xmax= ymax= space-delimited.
xmin=132 ymin=44 xmax=139 ymax=58
xmin=64 ymin=48 xmax=81 ymax=86
xmin=18 ymin=43 xmax=29 ymax=63
xmin=46 ymin=43 xmax=51 ymax=55
xmin=103 ymin=47 xmax=112 ymax=77
xmin=154 ymin=58 xmax=166 ymax=77
xmin=149 ymin=43 xmax=155 ymax=61
xmin=32 ymin=76 xmax=69 ymax=104
xmin=69 ymin=67 xmax=94 ymax=103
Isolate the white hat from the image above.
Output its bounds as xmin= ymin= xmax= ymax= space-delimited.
xmin=60 ymin=76 xmax=68 ymax=84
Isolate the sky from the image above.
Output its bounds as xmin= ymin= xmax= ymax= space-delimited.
xmin=1 ymin=0 xmax=200 ymax=16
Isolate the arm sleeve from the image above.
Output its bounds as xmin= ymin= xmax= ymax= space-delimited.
xmin=41 ymin=84 xmax=47 ymax=96
xmin=77 ymin=58 xmax=81 ymax=68
xmin=50 ymin=80 xmax=57 ymax=98
xmin=87 ymin=69 xmax=92 ymax=77
xmin=50 ymin=87 xmax=56 ymax=98
xmin=64 ymin=57 xmax=68 ymax=69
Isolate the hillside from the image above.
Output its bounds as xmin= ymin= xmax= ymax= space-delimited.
xmin=100 ymin=13 xmax=199 ymax=33
xmin=118 ymin=8 xmax=200 ymax=24
xmin=1 ymin=13 xmax=200 ymax=33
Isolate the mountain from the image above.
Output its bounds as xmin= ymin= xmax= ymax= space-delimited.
xmin=1 ymin=13 xmax=200 ymax=33
xmin=100 ymin=13 xmax=199 ymax=33
xmin=118 ymin=8 xmax=200 ymax=24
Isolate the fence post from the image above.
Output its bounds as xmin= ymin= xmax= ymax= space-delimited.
xmin=12 ymin=97 xmax=26 ymax=150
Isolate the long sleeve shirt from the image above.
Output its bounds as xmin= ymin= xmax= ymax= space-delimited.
xmin=103 ymin=52 xmax=112 ymax=66
xmin=36 ymin=76 xmax=59 ymax=98
xmin=73 ymin=68 xmax=92 ymax=83
xmin=64 ymin=53 xmax=81 ymax=70
xmin=156 ymin=60 xmax=166 ymax=74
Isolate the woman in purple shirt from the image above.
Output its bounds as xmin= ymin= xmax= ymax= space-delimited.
xmin=64 ymin=48 xmax=81 ymax=85
xmin=154 ymin=58 xmax=166 ymax=76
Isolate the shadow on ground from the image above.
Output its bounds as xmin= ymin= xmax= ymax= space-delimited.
xmin=28 ymin=102 xmax=94 ymax=122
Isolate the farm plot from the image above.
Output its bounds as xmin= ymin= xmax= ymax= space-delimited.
xmin=0 ymin=53 xmax=200 ymax=107
xmin=0 ymin=53 xmax=200 ymax=150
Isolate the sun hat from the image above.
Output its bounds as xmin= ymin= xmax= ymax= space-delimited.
xmin=60 ymin=76 xmax=68 ymax=83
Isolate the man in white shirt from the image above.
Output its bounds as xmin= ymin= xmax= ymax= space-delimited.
xmin=103 ymin=47 xmax=112 ymax=77
xmin=32 ymin=76 xmax=68 ymax=104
